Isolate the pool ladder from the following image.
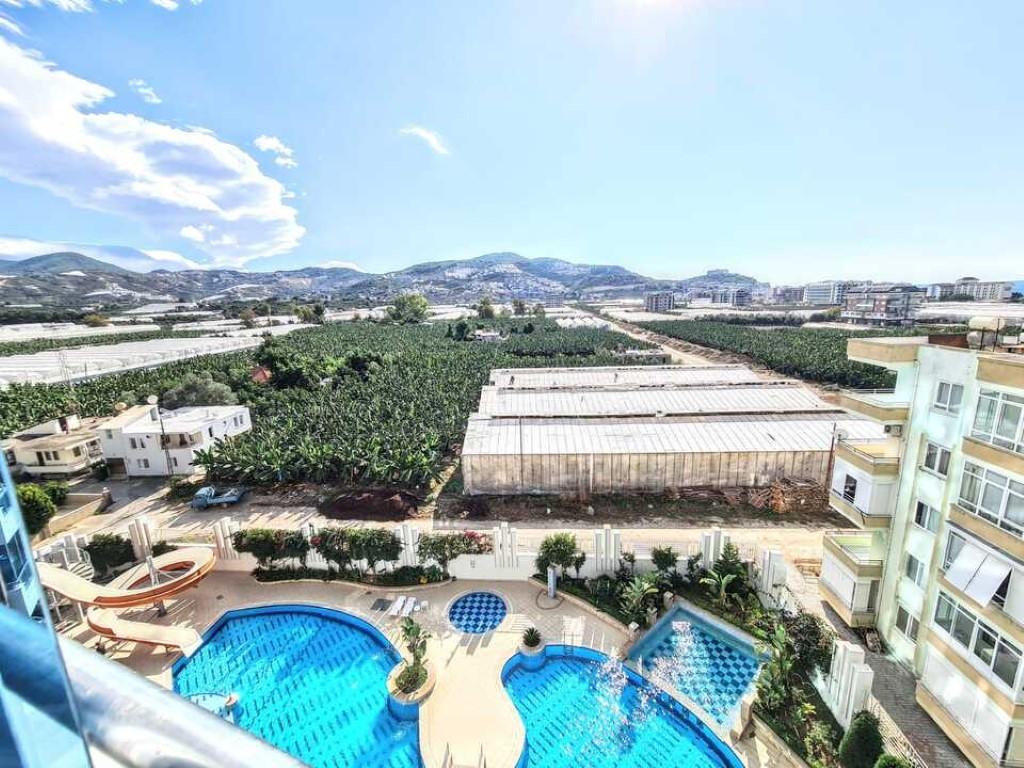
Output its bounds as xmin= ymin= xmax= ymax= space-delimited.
xmin=442 ymin=743 xmax=487 ymax=768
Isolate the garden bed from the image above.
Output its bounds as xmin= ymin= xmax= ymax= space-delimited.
xmin=252 ymin=564 xmax=448 ymax=588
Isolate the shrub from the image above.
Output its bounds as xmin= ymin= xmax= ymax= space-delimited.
xmin=838 ymin=711 xmax=884 ymax=768
xmin=787 ymin=611 xmax=836 ymax=677
xmin=804 ymin=720 xmax=840 ymax=767
xmin=42 ymin=480 xmax=69 ymax=506
xmin=873 ymin=757 xmax=911 ymax=768
xmin=151 ymin=541 xmax=178 ymax=557
xmin=714 ymin=542 xmax=748 ymax=592
xmin=231 ymin=528 xmax=301 ymax=569
xmin=651 ymin=546 xmax=679 ymax=573
xmin=349 ymin=528 xmax=401 ymax=575
xmin=535 ymin=532 xmax=578 ymax=577
xmin=619 ymin=574 xmax=658 ymax=626
xmin=522 ymin=627 xmax=542 ymax=648
xmin=417 ymin=531 xmax=490 ymax=576
xmin=313 ymin=527 xmax=353 ymax=571
xmin=85 ymin=534 xmax=135 ymax=574
xmin=16 ymin=483 xmax=57 ymax=535
xmin=396 ymin=617 xmax=431 ymax=694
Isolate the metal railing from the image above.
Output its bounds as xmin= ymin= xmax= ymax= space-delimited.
xmin=866 ymin=695 xmax=928 ymax=768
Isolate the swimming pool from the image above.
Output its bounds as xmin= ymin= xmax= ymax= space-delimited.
xmin=448 ymin=591 xmax=507 ymax=634
xmin=173 ymin=605 xmax=421 ymax=768
xmin=627 ymin=605 xmax=761 ymax=727
xmin=503 ymin=646 xmax=742 ymax=768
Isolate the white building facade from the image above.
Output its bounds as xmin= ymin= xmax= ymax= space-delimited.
xmin=98 ymin=404 xmax=251 ymax=477
xmin=821 ymin=335 xmax=1024 ymax=767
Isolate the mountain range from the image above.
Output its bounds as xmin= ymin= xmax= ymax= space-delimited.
xmin=0 ymin=251 xmax=764 ymax=307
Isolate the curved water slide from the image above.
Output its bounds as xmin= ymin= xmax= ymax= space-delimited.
xmin=37 ymin=547 xmax=215 ymax=653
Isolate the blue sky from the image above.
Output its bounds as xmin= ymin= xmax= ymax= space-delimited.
xmin=0 ymin=0 xmax=1021 ymax=283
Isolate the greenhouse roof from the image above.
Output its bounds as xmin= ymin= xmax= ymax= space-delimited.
xmin=462 ymin=413 xmax=884 ymax=456
xmin=476 ymin=383 xmax=838 ymax=418
xmin=488 ymin=364 xmax=763 ymax=390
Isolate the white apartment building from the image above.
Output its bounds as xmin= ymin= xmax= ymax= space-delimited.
xmin=803 ymin=280 xmax=856 ymax=306
xmin=644 ymin=292 xmax=675 ymax=313
xmin=98 ymin=404 xmax=251 ymax=477
xmin=820 ymin=334 xmax=1024 ymax=767
xmin=953 ymin=277 xmax=1014 ymax=303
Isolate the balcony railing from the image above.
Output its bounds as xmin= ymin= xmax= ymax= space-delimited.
xmin=837 ymin=438 xmax=901 ymax=469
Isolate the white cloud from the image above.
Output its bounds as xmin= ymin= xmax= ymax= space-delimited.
xmin=178 ymin=224 xmax=206 ymax=242
xmin=0 ymin=0 xmax=193 ymax=11
xmin=0 ymin=235 xmax=204 ymax=271
xmin=0 ymin=14 xmax=23 ymax=34
xmin=127 ymin=77 xmax=161 ymax=104
xmin=319 ymin=260 xmax=364 ymax=272
xmin=253 ymin=134 xmax=297 ymax=169
xmin=399 ymin=124 xmax=450 ymax=155
xmin=0 ymin=38 xmax=305 ymax=267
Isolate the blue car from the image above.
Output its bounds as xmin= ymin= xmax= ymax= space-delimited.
xmin=191 ymin=485 xmax=248 ymax=510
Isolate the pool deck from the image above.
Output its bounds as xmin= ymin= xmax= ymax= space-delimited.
xmin=61 ymin=572 xmax=807 ymax=768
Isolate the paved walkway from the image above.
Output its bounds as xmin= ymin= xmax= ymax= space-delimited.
xmin=788 ymin=569 xmax=970 ymax=768
xmin=63 ymin=572 xmax=805 ymax=768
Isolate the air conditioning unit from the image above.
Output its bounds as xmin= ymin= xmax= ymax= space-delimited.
xmin=883 ymin=424 xmax=903 ymax=437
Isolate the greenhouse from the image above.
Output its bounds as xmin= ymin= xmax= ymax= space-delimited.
xmin=461 ymin=412 xmax=884 ymax=495
xmin=488 ymin=364 xmax=762 ymax=390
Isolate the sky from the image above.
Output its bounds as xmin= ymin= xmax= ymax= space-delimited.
xmin=0 ymin=0 xmax=1021 ymax=284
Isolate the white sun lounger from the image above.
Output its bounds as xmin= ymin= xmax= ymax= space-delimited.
xmin=401 ymin=599 xmax=416 ymax=617
xmin=387 ymin=596 xmax=407 ymax=617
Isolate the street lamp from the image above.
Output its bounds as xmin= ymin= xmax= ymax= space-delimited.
xmin=146 ymin=395 xmax=174 ymax=476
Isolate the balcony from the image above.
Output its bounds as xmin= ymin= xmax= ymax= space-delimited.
xmin=836 ymin=438 xmax=901 ymax=478
xmin=823 ymin=532 xmax=885 ymax=578
xmin=978 ymin=355 xmax=1024 ymax=389
xmin=838 ymin=389 xmax=910 ymax=425
xmin=963 ymin=436 xmax=1024 ymax=479
xmin=949 ymin=503 xmax=1024 ymax=562
xmin=829 ymin=488 xmax=893 ymax=529
xmin=846 ymin=336 xmax=926 ymax=368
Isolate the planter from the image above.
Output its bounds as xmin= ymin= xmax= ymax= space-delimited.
xmin=519 ymin=641 xmax=546 ymax=671
xmin=386 ymin=661 xmax=435 ymax=721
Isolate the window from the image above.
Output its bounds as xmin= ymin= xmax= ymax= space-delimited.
xmin=0 ymin=531 xmax=28 ymax=589
xmin=129 ymin=437 xmax=138 ymax=450
xmin=944 ymin=531 xmax=967 ymax=570
xmin=904 ymin=554 xmax=926 ymax=587
xmin=922 ymin=442 xmax=951 ymax=477
xmin=172 ymin=457 xmax=178 ymax=467
xmin=895 ymin=605 xmax=920 ymax=642
xmin=973 ymin=389 xmax=1024 ymax=455
xmin=72 ymin=446 xmax=81 ymax=457
xmin=842 ymin=474 xmax=858 ymax=503
xmin=934 ymin=381 xmax=964 ymax=414
xmin=959 ymin=461 xmax=1024 ymax=538
xmin=934 ymin=591 xmax=1023 ymax=690
xmin=208 ymin=427 xmax=214 ymax=438
xmin=105 ymin=429 xmax=113 ymax=439
xmin=914 ymin=501 xmax=940 ymax=533
xmin=137 ymin=458 xmax=149 ymax=469
xmin=993 ymin=573 xmax=1011 ymax=609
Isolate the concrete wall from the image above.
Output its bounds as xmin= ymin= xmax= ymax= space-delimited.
xmin=464 ymin=449 xmax=831 ymax=495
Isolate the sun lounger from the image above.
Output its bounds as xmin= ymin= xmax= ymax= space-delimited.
xmin=401 ymin=598 xmax=416 ymax=617
xmin=387 ymin=596 xmax=407 ymax=617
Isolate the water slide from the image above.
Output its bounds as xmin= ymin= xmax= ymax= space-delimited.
xmin=37 ymin=546 xmax=215 ymax=653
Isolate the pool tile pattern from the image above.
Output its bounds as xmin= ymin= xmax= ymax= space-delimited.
xmin=448 ymin=591 xmax=507 ymax=634
xmin=640 ymin=619 xmax=760 ymax=726
xmin=174 ymin=609 xmax=420 ymax=768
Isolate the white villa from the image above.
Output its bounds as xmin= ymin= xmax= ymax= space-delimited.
xmin=98 ymin=404 xmax=251 ymax=477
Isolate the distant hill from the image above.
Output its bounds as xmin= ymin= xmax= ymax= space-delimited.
xmin=0 ymin=249 xmax=760 ymax=307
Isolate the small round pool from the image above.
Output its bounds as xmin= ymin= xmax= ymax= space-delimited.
xmin=448 ymin=591 xmax=507 ymax=634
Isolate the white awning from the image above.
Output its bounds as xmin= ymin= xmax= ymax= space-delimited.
xmin=945 ymin=543 xmax=987 ymax=592
xmin=965 ymin=555 xmax=1013 ymax=606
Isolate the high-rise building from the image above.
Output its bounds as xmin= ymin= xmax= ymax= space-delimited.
xmin=769 ymin=285 xmax=806 ymax=305
xmin=840 ymin=283 xmax=925 ymax=326
xmin=644 ymin=292 xmax=675 ymax=313
xmin=821 ymin=335 xmax=1024 ymax=766
xmin=952 ymin=277 xmax=1014 ymax=303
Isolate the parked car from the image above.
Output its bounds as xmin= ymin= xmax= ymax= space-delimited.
xmin=191 ymin=485 xmax=247 ymax=510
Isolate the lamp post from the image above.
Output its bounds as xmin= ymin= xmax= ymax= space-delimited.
xmin=146 ymin=395 xmax=174 ymax=476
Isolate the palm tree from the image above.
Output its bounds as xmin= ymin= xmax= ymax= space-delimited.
xmin=619 ymin=575 xmax=658 ymax=625
xmin=700 ymin=569 xmax=738 ymax=612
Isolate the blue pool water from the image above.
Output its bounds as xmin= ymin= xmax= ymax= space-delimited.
xmin=173 ymin=605 xmax=421 ymax=768
xmin=448 ymin=591 xmax=507 ymax=634
xmin=503 ymin=646 xmax=742 ymax=768
xmin=628 ymin=606 xmax=761 ymax=726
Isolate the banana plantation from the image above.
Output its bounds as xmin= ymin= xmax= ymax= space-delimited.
xmin=0 ymin=321 xmax=650 ymax=488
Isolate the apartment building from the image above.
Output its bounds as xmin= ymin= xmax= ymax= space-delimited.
xmin=644 ymin=291 xmax=675 ymax=313
xmin=841 ymin=283 xmax=925 ymax=326
xmin=953 ymin=278 xmax=1014 ymax=303
xmin=803 ymin=280 xmax=856 ymax=306
xmin=769 ymin=285 xmax=807 ymax=305
xmin=98 ymin=403 xmax=251 ymax=477
xmin=820 ymin=334 xmax=1024 ymax=766
xmin=2 ymin=415 xmax=103 ymax=478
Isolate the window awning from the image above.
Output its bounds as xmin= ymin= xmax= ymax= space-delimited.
xmin=945 ymin=543 xmax=986 ymax=592
xmin=965 ymin=555 xmax=1013 ymax=606
xmin=945 ymin=540 xmax=1013 ymax=607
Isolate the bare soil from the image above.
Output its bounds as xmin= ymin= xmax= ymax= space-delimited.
xmin=319 ymin=489 xmax=425 ymax=521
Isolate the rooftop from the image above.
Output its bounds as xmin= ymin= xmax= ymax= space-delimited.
xmin=463 ymin=412 xmax=883 ymax=456
xmin=489 ymin=364 xmax=763 ymax=390
xmin=121 ymin=406 xmax=247 ymax=434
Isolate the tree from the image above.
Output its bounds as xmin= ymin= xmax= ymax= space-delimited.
xmin=162 ymin=372 xmax=237 ymax=409
xmin=42 ymin=480 xmax=69 ymax=506
xmin=536 ymin=532 xmax=578 ymax=577
xmin=350 ymin=528 xmax=402 ymax=576
xmin=453 ymin=319 xmax=470 ymax=341
xmin=396 ymin=617 xmax=432 ymax=693
xmin=787 ymin=611 xmax=835 ymax=678
xmin=714 ymin=541 xmax=747 ymax=593
xmin=239 ymin=308 xmax=257 ymax=328
xmin=756 ymin=624 xmax=796 ymax=713
xmin=838 ymin=711 xmax=884 ymax=768
xmin=314 ymin=527 xmax=353 ymax=571
xmin=512 ymin=299 xmax=526 ymax=316
xmin=417 ymin=532 xmax=471 ymax=577
xmin=531 ymin=303 xmax=545 ymax=317
xmin=571 ymin=551 xmax=587 ymax=579
xmin=16 ymin=484 xmax=57 ymax=536
xmin=873 ymin=757 xmax=911 ymax=768
xmin=296 ymin=305 xmax=317 ymax=323
xmin=82 ymin=313 xmax=109 ymax=327
xmin=619 ymin=575 xmax=658 ymax=625
xmin=387 ymin=293 xmax=429 ymax=324
xmin=312 ymin=303 xmax=326 ymax=323
xmin=651 ymin=546 xmax=679 ymax=573
xmin=476 ymin=297 xmax=496 ymax=319
xmin=85 ymin=534 xmax=135 ymax=574
xmin=700 ymin=569 xmax=739 ymax=611
xmin=232 ymin=529 xmax=281 ymax=569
